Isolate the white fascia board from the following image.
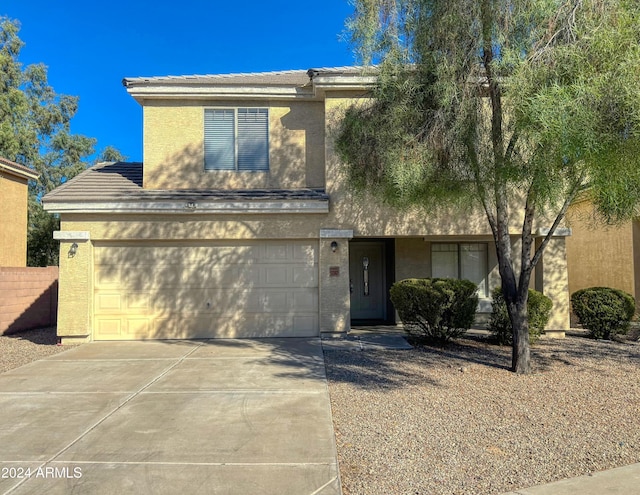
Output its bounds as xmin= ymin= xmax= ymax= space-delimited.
xmin=44 ymin=200 xmax=329 ymax=215
xmin=127 ymin=85 xmax=315 ymax=101
xmin=312 ymin=75 xmax=377 ymax=90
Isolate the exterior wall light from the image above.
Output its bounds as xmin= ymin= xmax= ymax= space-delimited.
xmin=331 ymin=241 xmax=338 ymax=253
xmin=68 ymin=242 xmax=78 ymax=257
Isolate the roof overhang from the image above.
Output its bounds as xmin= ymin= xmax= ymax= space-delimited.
xmin=43 ymin=198 xmax=329 ymax=215
xmin=122 ymin=67 xmax=376 ymax=103
xmin=0 ymin=158 xmax=39 ymax=181
xmin=123 ymin=84 xmax=317 ymax=103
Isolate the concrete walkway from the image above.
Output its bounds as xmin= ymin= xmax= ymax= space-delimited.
xmin=0 ymin=339 xmax=340 ymax=495
xmin=500 ymin=464 xmax=640 ymax=495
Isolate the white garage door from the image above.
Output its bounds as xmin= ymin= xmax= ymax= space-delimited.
xmin=93 ymin=241 xmax=319 ymax=340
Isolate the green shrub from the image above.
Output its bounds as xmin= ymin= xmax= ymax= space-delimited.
xmin=571 ymin=287 xmax=636 ymax=339
xmin=390 ymin=278 xmax=478 ymax=342
xmin=489 ymin=287 xmax=553 ymax=345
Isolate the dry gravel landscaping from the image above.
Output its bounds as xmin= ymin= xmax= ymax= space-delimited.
xmin=0 ymin=327 xmax=72 ymax=374
xmin=2 ymin=327 xmax=638 ymax=495
xmin=324 ymin=333 xmax=640 ymax=495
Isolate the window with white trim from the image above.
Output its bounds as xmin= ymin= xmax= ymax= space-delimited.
xmin=204 ymin=108 xmax=269 ymax=171
xmin=431 ymin=243 xmax=489 ymax=297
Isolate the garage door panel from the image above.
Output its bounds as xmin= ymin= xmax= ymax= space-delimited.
xmin=147 ymin=315 xmax=318 ymax=339
xmin=127 ymin=293 xmax=150 ymax=310
xmin=96 ymin=318 xmax=123 ymax=337
xmin=292 ymin=243 xmax=317 ymax=262
xmin=96 ymin=293 xmax=122 ymax=311
xmin=94 ymin=313 xmax=320 ymax=339
xmin=95 ymin=267 xmax=122 ymax=287
xmin=93 ymin=241 xmax=319 ymax=340
xmin=293 ymin=266 xmax=317 ymax=285
xmin=292 ymin=292 xmax=317 ymax=312
xmin=145 ymin=288 xmax=317 ymax=314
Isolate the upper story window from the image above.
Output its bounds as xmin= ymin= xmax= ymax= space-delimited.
xmin=204 ymin=108 xmax=269 ymax=172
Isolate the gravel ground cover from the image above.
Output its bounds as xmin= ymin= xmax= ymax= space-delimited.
xmin=3 ymin=327 xmax=638 ymax=494
xmin=0 ymin=327 xmax=74 ymax=373
xmin=325 ymin=334 xmax=640 ymax=495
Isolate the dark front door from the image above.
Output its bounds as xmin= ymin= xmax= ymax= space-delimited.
xmin=349 ymin=241 xmax=387 ymax=321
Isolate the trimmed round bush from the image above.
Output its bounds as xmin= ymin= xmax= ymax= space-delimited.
xmin=390 ymin=278 xmax=478 ymax=342
xmin=489 ymin=287 xmax=553 ymax=345
xmin=571 ymin=287 xmax=636 ymax=339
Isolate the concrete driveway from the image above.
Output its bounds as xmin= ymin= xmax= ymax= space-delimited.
xmin=0 ymin=338 xmax=341 ymax=494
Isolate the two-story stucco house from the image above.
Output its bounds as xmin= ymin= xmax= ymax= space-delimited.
xmin=43 ymin=67 xmax=571 ymax=343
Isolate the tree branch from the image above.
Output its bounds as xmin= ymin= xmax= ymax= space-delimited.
xmin=518 ymin=182 xmax=536 ymax=296
xmin=531 ymin=173 xmax=586 ymax=269
xmin=505 ymin=129 xmax=520 ymax=163
xmin=481 ymin=0 xmax=505 ymax=166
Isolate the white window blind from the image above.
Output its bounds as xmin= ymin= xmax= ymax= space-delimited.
xmin=204 ymin=108 xmax=269 ymax=172
xmin=237 ymin=108 xmax=269 ymax=171
xmin=431 ymin=242 xmax=488 ymax=297
xmin=460 ymin=243 xmax=488 ymax=297
xmin=204 ymin=109 xmax=235 ymax=171
xmin=431 ymin=243 xmax=459 ymax=279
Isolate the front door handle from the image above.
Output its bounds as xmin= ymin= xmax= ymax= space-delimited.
xmin=363 ymin=257 xmax=369 ymax=296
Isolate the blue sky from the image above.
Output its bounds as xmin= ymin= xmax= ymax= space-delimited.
xmin=2 ymin=0 xmax=356 ymax=162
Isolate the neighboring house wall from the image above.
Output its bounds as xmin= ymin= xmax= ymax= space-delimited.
xmin=566 ymin=198 xmax=638 ymax=306
xmin=0 ymin=172 xmax=29 ymax=267
xmin=0 ymin=267 xmax=58 ymax=335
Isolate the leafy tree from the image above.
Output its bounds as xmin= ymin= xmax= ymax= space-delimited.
xmin=99 ymin=145 xmax=126 ymax=163
xmin=336 ymin=0 xmax=640 ymax=373
xmin=0 ymin=17 xmax=123 ymax=266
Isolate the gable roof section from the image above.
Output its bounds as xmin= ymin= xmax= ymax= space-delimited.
xmin=123 ymin=66 xmax=376 ymax=102
xmin=0 ymin=157 xmax=40 ymax=181
xmin=42 ymin=162 xmax=329 ymax=215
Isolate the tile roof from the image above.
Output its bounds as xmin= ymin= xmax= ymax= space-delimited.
xmin=42 ymin=162 xmax=329 ymax=205
xmin=122 ymin=66 xmax=369 ymax=88
xmin=0 ymin=157 xmax=39 ymax=180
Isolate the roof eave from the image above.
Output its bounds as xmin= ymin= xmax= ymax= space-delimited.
xmin=0 ymin=161 xmax=40 ymax=181
xmin=43 ymin=198 xmax=330 ymax=215
xmin=123 ymin=70 xmax=377 ymax=104
xmin=125 ymin=85 xmax=317 ymax=103
xmin=311 ymin=74 xmax=377 ymax=91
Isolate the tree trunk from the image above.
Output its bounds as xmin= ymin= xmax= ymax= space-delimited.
xmin=509 ymin=299 xmax=531 ymax=374
xmin=492 ymin=227 xmax=533 ymax=374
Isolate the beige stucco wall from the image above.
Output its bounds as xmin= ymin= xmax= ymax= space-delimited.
xmin=319 ymin=236 xmax=351 ymax=335
xmin=633 ymin=221 xmax=640 ymax=303
xmin=143 ymin=100 xmax=325 ymax=190
xmin=535 ymin=236 xmax=571 ymax=331
xmin=140 ymin=92 xmax=561 ymax=238
xmin=0 ymin=174 xmax=28 ymax=267
xmin=54 ymin=87 xmax=573 ymax=338
xmin=57 ymin=218 xmax=572 ymax=337
xmin=57 ymin=238 xmax=93 ymax=342
xmin=565 ymin=199 xmax=636 ymax=301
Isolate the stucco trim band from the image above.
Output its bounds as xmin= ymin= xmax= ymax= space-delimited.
xmin=535 ymin=227 xmax=572 ymax=237
xmin=53 ymin=231 xmax=90 ymax=241
xmin=320 ymin=229 xmax=354 ymax=239
xmin=45 ymin=200 xmax=329 ymax=215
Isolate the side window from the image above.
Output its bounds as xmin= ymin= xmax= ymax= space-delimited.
xmin=204 ymin=108 xmax=269 ymax=171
